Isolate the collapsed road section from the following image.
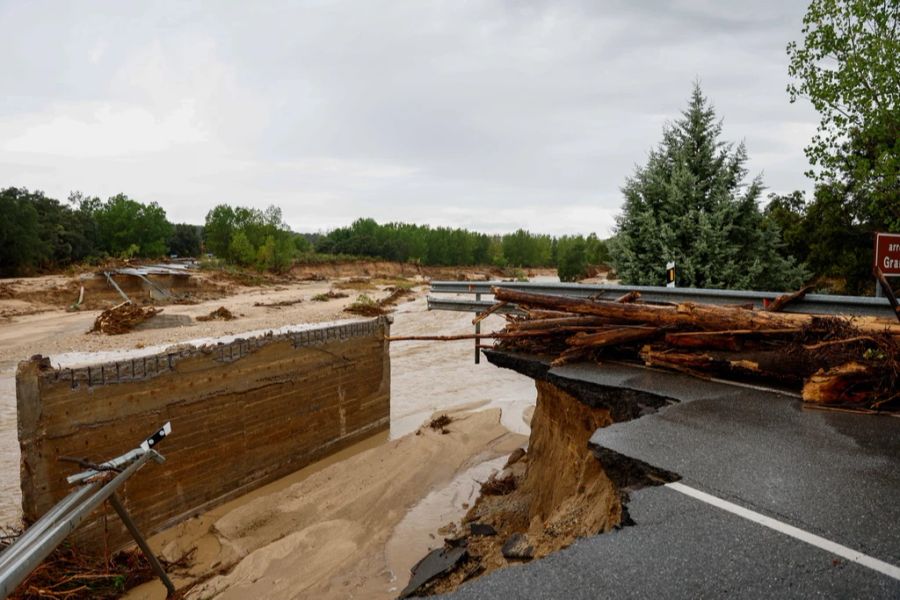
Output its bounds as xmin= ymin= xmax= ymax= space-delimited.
xmin=15 ymin=317 xmax=391 ymax=552
xmin=396 ymin=282 xmax=900 ymax=598
xmin=418 ymin=352 xmax=900 ymax=599
xmin=399 ymin=351 xmax=679 ymax=598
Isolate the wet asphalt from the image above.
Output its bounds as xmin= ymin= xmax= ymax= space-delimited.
xmin=442 ymin=358 xmax=900 ymax=599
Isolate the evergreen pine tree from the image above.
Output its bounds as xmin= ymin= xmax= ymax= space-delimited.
xmin=609 ymin=84 xmax=807 ymax=291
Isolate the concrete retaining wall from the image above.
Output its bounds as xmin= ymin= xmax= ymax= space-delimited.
xmin=16 ymin=317 xmax=391 ymax=550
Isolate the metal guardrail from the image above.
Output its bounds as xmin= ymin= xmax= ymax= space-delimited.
xmin=428 ymin=281 xmax=896 ymax=319
xmin=427 ymin=297 xmax=519 ymax=315
xmin=0 ymin=423 xmax=175 ymax=599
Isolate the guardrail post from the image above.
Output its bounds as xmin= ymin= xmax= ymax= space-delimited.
xmin=108 ymin=494 xmax=176 ymax=597
xmin=474 ymin=292 xmax=481 ymax=364
xmin=0 ymin=424 xmax=173 ymax=598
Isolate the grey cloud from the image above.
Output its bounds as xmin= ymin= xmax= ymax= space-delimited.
xmin=0 ymin=0 xmax=819 ymax=236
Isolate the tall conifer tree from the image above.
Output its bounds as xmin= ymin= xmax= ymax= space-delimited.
xmin=610 ymin=84 xmax=807 ymax=290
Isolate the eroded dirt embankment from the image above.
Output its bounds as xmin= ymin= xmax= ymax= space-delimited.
xmin=407 ymin=356 xmax=679 ymax=597
xmin=291 ymin=260 xmax=505 ymax=281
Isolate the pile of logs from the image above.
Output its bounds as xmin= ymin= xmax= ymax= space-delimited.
xmin=493 ymin=287 xmax=900 ymax=412
xmin=90 ymin=302 xmax=162 ymax=335
xmin=392 ymin=287 xmax=900 ymax=413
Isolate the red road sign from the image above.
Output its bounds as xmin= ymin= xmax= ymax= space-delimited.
xmin=874 ymin=232 xmax=900 ymax=275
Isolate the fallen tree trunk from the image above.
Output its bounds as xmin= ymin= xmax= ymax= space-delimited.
xmin=664 ymin=329 xmax=802 ymax=352
xmin=506 ymin=316 xmax=612 ymax=331
xmin=473 ymin=301 xmax=508 ymax=325
xmin=615 ymin=291 xmax=641 ymax=303
xmin=767 ymin=286 xmax=812 ymax=312
xmin=524 ymin=309 xmax=577 ymax=319
xmin=567 ymin=326 xmax=662 ymax=349
xmin=491 ymin=287 xmax=900 ymax=336
xmin=802 ymin=362 xmax=874 ymax=405
xmin=639 ymin=346 xmax=813 ymax=384
xmin=550 ymin=346 xmax=595 ymax=367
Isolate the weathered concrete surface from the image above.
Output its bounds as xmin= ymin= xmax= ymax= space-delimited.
xmin=16 ymin=317 xmax=391 ymax=550
xmin=445 ymin=352 xmax=900 ymax=598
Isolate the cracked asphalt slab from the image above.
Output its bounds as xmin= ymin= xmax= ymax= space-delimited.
xmin=447 ymin=487 xmax=899 ymax=599
xmin=443 ymin=356 xmax=900 ymax=599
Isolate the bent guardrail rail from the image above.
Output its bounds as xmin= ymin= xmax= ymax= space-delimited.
xmin=0 ymin=423 xmax=174 ymax=599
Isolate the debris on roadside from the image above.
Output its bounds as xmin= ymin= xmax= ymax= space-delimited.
xmin=500 ymin=532 xmax=534 ymax=560
xmin=390 ymin=286 xmax=900 ymax=413
xmin=503 ymin=448 xmax=526 ymax=468
xmin=89 ymin=302 xmax=162 ymax=335
xmin=428 ymin=414 xmax=454 ymax=433
xmin=311 ymin=290 xmax=350 ymax=302
xmin=469 ymin=523 xmax=497 ymax=537
xmin=380 ymin=286 xmax=414 ymax=307
xmin=0 ymin=525 xmax=193 ymax=599
xmin=398 ymin=546 xmax=469 ymax=599
xmin=343 ymin=295 xmax=387 ymax=316
xmin=344 ymin=287 xmax=414 ymax=317
xmin=478 ymin=473 xmax=516 ymax=496
xmin=253 ymin=297 xmax=304 ymax=308
xmin=196 ymin=307 xmax=236 ymax=322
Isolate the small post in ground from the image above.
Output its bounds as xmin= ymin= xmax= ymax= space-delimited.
xmin=474 ymin=292 xmax=481 ymax=364
xmin=108 ymin=493 xmax=176 ymax=598
xmin=873 ymin=267 xmax=900 ymax=323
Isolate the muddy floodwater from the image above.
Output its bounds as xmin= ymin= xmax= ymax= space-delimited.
xmin=0 ymin=282 xmax=537 ymax=528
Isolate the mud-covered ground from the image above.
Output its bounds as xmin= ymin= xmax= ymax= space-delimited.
xmin=0 ymin=265 xmax=555 ymax=599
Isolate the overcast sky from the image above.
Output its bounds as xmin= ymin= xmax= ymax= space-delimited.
xmin=0 ymin=0 xmax=819 ymax=236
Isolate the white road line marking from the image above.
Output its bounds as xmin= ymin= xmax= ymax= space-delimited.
xmin=666 ymin=481 xmax=900 ymax=581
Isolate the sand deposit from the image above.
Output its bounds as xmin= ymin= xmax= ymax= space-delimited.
xmin=0 ymin=267 xmax=543 ymax=599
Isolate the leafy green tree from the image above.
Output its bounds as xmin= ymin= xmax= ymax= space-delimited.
xmin=1 ymin=187 xmax=108 ymax=274
xmin=271 ymin=233 xmax=296 ymax=272
xmin=29 ymin=192 xmax=74 ymax=267
xmin=610 ymin=85 xmax=807 ymax=290
xmin=168 ymin=223 xmax=203 ymax=257
xmin=204 ymin=204 xmax=237 ymax=258
xmin=765 ymin=184 xmax=875 ymax=294
xmin=229 ymin=231 xmax=256 ymax=266
xmin=293 ymin=233 xmax=312 ymax=254
xmin=557 ymin=236 xmax=589 ymax=282
xmin=787 ymin=0 xmax=899 ymax=231
xmin=205 ymin=203 xmax=296 ymax=269
xmin=764 ymin=191 xmax=810 ymax=266
xmin=312 ymin=217 xmax=606 ymax=270
xmin=803 ymin=183 xmax=873 ymax=290
xmin=94 ymin=194 xmax=171 ymax=258
xmin=0 ymin=188 xmax=45 ymax=276
xmin=584 ymin=233 xmax=611 ymax=265
xmin=256 ymin=235 xmax=276 ymax=271
xmin=253 ymin=234 xmax=296 ymax=272
xmin=66 ymin=192 xmax=103 ymax=262
xmin=501 ymin=230 xmax=552 ymax=267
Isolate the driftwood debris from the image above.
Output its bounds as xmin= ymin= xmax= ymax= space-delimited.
xmin=196 ymin=306 xmax=236 ymax=321
xmin=473 ymin=301 xmax=508 ymax=325
xmin=615 ymin=290 xmax=641 ymax=303
xmin=766 ymin=286 xmax=813 ymax=312
xmin=90 ymin=302 xmax=161 ymax=335
xmin=491 ymin=287 xmax=900 ymax=336
xmin=391 ymin=286 xmax=900 ymax=413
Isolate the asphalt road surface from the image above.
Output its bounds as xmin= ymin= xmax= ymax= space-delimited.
xmin=445 ymin=356 xmax=900 ymax=599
